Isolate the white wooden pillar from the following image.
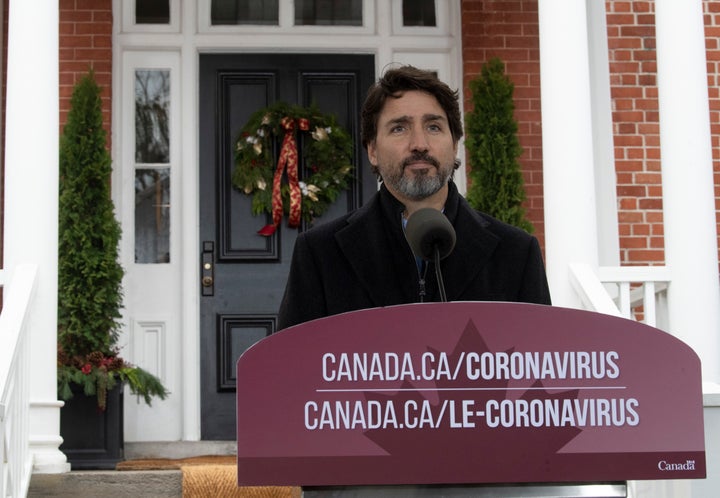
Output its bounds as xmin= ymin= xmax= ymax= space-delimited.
xmin=538 ymin=0 xmax=600 ymax=307
xmin=587 ymin=0 xmax=620 ymax=267
xmin=4 ymin=0 xmax=69 ymax=473
xmin=655 ymin=0 xmax=720 ymax=385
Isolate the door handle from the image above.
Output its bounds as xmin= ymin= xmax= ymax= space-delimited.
xmin=201 ymin=241 xmax=215 ymax=296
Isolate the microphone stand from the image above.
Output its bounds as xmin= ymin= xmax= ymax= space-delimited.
xmin=433 ymin=245 xmax=448 ymax=302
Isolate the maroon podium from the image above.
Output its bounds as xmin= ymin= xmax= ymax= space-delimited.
xmin=236 ymin=302 xmax=705 ymax=489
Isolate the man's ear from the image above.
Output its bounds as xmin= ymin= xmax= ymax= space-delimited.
xmin=367 ymin=140 xmax=378 ymax=166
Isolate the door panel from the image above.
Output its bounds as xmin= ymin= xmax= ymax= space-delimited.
xmin=198 ymin=54 xmax=375 ymax=439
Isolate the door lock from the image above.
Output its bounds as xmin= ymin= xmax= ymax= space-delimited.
xmin=201 ymin=241 xmax=215 ymax=296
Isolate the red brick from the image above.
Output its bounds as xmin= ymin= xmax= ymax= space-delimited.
xmin=638 ymin=198 xmax=663 ymax=210
xmin=620 ymin=237 xmax=650 ymax=249
xmin=611 ymin=2 xmax=633 ymax=13
xmin=75 ymin=21 xmax=111 ymax=36
xmin=619 ymin=211 xmax=645 ymax=223
xmin=619 ymin=198 xmax=638 ymax=210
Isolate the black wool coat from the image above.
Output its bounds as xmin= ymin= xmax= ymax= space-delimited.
xmin=277 ymin=181 xmax=551 ymax=330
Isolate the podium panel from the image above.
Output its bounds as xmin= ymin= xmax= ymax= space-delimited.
xmin=236 ymin=302 xmax=705 ymax=487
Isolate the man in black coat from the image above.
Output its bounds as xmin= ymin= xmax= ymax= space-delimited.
xmin=278 ymin=66 xmax=551 ymax=330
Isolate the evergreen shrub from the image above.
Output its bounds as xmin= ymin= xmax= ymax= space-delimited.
xmin=57 ymin=71 xmax=167 ymax=409
xmin=465 ymin=57 xmax=534 ymax=233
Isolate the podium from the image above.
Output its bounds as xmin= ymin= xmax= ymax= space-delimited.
xmin=236 ymin=302 xmax=705 ymax=496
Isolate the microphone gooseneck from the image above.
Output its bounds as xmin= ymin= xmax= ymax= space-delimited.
xmin=405 ymin=208 xmax=456 ymax=302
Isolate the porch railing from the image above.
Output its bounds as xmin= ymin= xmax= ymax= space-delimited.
xmin=0 ymin=264 xmax=37 ymax=498
xmin=569 ymin=263 xmax=671 ymax=330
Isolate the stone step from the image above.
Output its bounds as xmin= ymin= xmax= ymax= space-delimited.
xmin=27 ymin=441 xmax=236 ymax=498
xmin=27 ymin=470 xmax=182 ymax=498
xmin=125 ymin=440 xmax=237 ymax=460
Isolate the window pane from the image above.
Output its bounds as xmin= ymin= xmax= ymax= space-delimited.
xmin=295 ymin=0 xmax=362 ymax=26
xmin=135 ymin=70 xmax=170 ymax=163
xmin=136 ymin=0 xmax=170 ymax=24
xmin=212 ymin=0 xmax=279 ymax=25
xmin=403 ymin=0 xmax=436 ymax=27
xmin=135 ymin=168 xmax=170 ymax=263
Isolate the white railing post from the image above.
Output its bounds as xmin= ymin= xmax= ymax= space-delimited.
xmin=618 ymin=282 xmax=631 ymax=320
xmin=643 ymin=282 xmax=657 ymax=328
xmin=0 ymin=264 xmax=38 ymax=498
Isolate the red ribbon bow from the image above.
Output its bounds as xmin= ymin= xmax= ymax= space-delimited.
xmin=258 ymin=117 xmax=309 ymax=236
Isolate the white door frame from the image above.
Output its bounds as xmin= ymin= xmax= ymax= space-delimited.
xmin=112 ymin=0 xmax=464 ymax=442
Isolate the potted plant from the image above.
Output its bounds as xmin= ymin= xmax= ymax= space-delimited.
xmin=57 ymin=70 xmax=167 ymax=469
xmin=465 ymin=57 xmax=534 ymax=233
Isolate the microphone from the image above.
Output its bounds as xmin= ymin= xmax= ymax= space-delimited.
xmin=405 ymin=208 xmax=456 ymax=302
xmin=405 ymin=208 xmax=456 ymax=261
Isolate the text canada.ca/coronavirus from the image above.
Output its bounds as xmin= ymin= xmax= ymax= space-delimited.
xmin=321 ymin=351 xmax=621 ymax=382
xmin=304 ymin=397 xmax=640 ymax=431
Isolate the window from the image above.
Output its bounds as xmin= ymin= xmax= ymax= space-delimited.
xmin=211 ymin=0 xmax=279 ymax=25
xmin=134 ymin=70 xmax=171 ymax=263
xmin=135 ymin=70 xmax=170 ymax=163
xmin=294 ymin=0 xmax=362 ymax=26
xmin=135 ymin=169 xmax=170 ymax=263
xmin=136 ymin=0 xmax=170 ymax=24
xmin=200 ymin=0 xmax=374 ymax=32
xmin=402 ymin=0 xmax=436 ymax=27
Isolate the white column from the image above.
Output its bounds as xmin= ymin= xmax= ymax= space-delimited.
xmin=587 ymin=0 xmax=620 ymax=267
xmin=4 ymin=0 xmax=69 ymax=472
xmin=538 ymin=0 xmax=600 ymax=307
xmin=655 ymin=0 xmax=720 ymax=385
xmin=178 ymin=0 xmax=202 ymax=441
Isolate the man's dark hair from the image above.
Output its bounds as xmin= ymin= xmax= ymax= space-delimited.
xmin=360 ymin=65 xmax=464 ymax=148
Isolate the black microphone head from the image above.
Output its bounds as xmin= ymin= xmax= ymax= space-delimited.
xmin=405 ymin=208 xmax=456 ymax=261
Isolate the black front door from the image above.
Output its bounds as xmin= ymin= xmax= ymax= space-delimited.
xmin=198 ymin=54 xmax=375 ymax=439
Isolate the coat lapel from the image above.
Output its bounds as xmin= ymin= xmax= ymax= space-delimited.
xmin=334 ymin=188 xmax=420 ymax=307
xmin=442 ymin=198 xmax=500 ymax=299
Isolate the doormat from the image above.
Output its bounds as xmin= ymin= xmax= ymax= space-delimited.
xmin=116 ymin=456 xmax=301 ymax=498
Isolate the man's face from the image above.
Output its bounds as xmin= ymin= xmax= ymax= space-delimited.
xmin=367 ymin=90 xmax=458 ymax=202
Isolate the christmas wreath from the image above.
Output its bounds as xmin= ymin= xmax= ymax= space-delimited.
xmin=232 ymin=102 xmax=354 ymax=236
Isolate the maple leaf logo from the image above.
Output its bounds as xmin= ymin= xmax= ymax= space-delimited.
xmin=362 ymin=319 xmax=582 ymax=476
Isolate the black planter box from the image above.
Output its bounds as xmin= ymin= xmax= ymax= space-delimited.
xmin=60 ymin=383 xmax=124 ymax=470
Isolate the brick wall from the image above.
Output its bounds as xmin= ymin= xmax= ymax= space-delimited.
xmin=594 ymin=0 xmax=720 ymax=267
xmin=706 ymin=0 xmax=720 ymax=268
xmin=606 ymin=0 xmax=665 ymax=266
xmin=461 ymin=0 xmax=720 ymax=268
xmin=460 ymin=0 xmax=545 ymax=251
xmin=59 ymin=0 xmax=112 ymax=142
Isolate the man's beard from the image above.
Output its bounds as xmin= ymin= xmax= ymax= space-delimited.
xmin=384 ymin=152 xmax=452 ymax=200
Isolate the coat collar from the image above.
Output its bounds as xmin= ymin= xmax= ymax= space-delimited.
xmin=334 ymin=181 xmax=500 ymax=306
